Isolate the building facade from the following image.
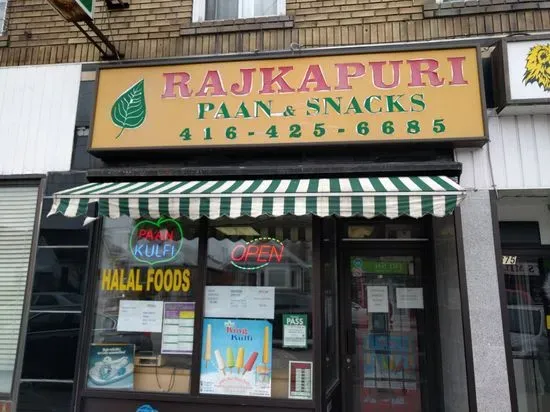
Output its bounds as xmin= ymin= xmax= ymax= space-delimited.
xmin=1 ymin=1 xmax=550 ymax=412
xmin=0 ymin=63 xmax=82 ymax=411
xmin=456 ymin=37 xmax=550 ymax=411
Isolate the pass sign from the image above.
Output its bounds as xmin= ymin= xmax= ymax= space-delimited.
xmin=283 ymin=314 xmax=308 ymax=348
xmin=90 ymin=47 xmax=486 ymax=152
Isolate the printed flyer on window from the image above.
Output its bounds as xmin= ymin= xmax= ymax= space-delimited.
xmin=200 ymin=318 xmax=272 ymax=397
xmin=87 ymin=344 xmax=135 ymax=389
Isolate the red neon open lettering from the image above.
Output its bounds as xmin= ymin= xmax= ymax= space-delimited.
xmin=230 ymin=239 xmax=285 ymax=269
xmin=231 ymin=244 xmax=247 ymax=261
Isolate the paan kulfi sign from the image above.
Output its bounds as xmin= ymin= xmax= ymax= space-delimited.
xmin=90 ymin=47 xmax=486 ymax=151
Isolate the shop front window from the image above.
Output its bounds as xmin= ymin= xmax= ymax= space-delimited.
xmin=89 ymin=216 xmax=199 ymax=393
xmin=201 ymin=216 xmax=313 ymax=400
xmin=503 ymin=255 xmax=550 ymax=412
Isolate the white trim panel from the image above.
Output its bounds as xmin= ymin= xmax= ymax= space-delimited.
xmin=0 ymin=64 xmax=81 ymax=175
xmin=456 ymin=114 xmax=550 ymax=191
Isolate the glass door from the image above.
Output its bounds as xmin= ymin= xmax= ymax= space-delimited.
xmin=341 ymin=249 xmax=435 ymax=412
xmin=502 ymin=253 xmax=550 ymax=412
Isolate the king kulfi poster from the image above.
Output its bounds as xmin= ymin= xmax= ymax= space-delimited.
xmin=200 ymin=318 xmax=272 ymax=397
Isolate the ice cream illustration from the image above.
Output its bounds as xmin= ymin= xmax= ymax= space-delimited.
xmin=214 ymin=349 xmax=226 ymax=375
xmin=226 ymin=347 xmax=235 ymax=374
xmin=236 ymin=347 xmax=245 ymax=374
xmin=262 ymin=326 xmax=269 ymax=365
xmin=204 ymin=324 xmax=212 ymax=368
xmin=257 ymin=326 xmax=271 ymax=383
xmin=256 ymin=363 xmax=269 ymax=384
xmin=241 ymin=351 xmax=258 ymax=375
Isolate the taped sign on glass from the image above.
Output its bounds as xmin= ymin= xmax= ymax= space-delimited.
xmin=205 ymin=286 xmax=275 ymax=319
xmin=367 ymin=286 xmax=389 ymax=313
xmin=396 ymin=288 xmax=424 ymax=309
xmin=283 ymin=314 xmax=307 ymax=348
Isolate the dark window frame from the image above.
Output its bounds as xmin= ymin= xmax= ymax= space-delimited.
xmin=17 ymin=185 xmax=92 ymax=412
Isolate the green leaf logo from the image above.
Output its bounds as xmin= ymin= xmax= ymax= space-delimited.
xmin=111 ymin=79 xmax=146 ymax=139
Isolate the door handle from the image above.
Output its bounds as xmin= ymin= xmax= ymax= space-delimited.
xmin=346 ymin=328 xmax=356 ymax=355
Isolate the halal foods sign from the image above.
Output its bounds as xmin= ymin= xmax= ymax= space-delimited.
xmin=90 ymin=47 xmax=486 ymax=151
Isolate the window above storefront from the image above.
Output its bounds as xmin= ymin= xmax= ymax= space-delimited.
xmin=0 ymin=0 xmax=7 ymax=34
xmin=192 ymin=0 xmax=285 ymax=22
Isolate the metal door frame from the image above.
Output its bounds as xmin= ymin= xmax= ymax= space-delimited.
xmin=338 ymin=238 xmax=441 ymax=412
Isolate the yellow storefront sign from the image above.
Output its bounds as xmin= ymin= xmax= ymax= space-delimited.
xmin=90 ymin=47 xmax=486 ymax=151
xmin=101 ymin=267 xmax=191 ymax=292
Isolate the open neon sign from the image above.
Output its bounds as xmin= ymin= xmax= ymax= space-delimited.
xmin=230 ymin=237 xmax=285 ymax=271
xmin=129 ymin=217 xmax=184 ymax=266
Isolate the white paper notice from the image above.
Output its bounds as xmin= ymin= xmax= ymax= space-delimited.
xmin=396 ymin=288 xmax=424 ymax=309
xmin=117 ymin=300 xmax=164 ymax=333
xmin=204 ymin=286 xmax=275 ymax=319
xmin=367 ymin=286 xmax=389 ymax=313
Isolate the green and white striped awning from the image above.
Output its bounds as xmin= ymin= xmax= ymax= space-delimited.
xmin=48 ymin=176 xmax=466 ymax=220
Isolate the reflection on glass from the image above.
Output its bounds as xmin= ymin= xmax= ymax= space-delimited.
xmin=22 ymin=313 xmax=81 ymax=379
xmin=254 ymin=0 xmax=277 ymax=17
xmin=347 ymin=219 xmax=427 ymax=239
xmin=205 ymin=0 xmax=238 ymax=20
xmin=89 ymin=217 xmax=199 ymax=393
xmin=203 ymin=216 xmax=313 ymax=399
xmin=18 ymin=381 xmax=73 ymax=412
xmin=504 ymin=257 xmax=550 ymax=412
xmin=32 ymin=248 xmax=88 ymax=310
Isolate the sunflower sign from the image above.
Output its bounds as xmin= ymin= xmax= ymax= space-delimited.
xmin=503 ymin=39 xmax=550 ymax=101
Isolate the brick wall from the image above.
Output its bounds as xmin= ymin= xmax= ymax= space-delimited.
xmin=1 ymin=0 xmax=550 ymax=65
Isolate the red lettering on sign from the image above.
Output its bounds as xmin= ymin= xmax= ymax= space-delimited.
xmin=257 ymin=245 xmax=270 ymax=262
xmin=137 ymin=228 xmax=176 ymax=241
xmin=407 ymin=59 xmax=444 ymax=87
xmin=245 ymin=245 xmax=260 ymax=261
xmin=335 ymin=63 xmax=365 ymax=90
xmin=270 ymin=244 xmax=284 ymax=262
xmin=230 ymin=239 xmax=285 ymax=269
xmin=231 ymin=244 xmax=246 ymax=261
